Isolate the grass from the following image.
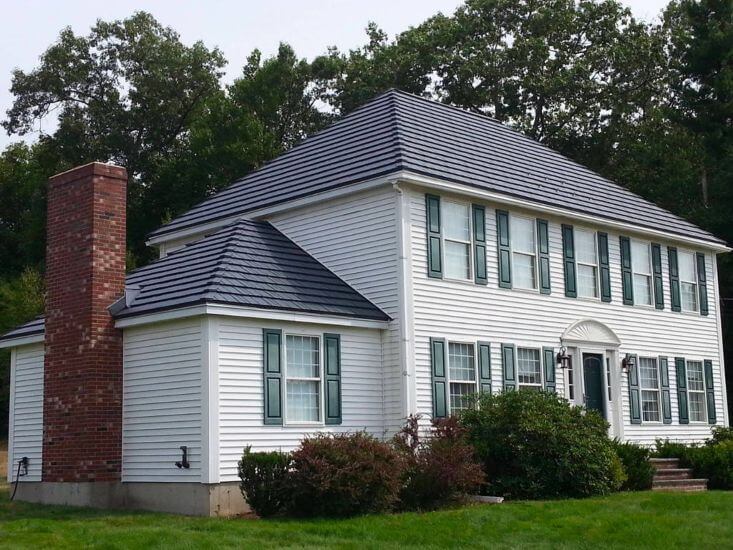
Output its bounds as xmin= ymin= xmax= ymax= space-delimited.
xmin=0 ymin=487 xmax=732 ymax=549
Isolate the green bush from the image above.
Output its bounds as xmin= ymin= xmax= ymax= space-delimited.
xmin=612 ymin=440 xmax=654 ymax=491
xmin=237 ymin=446 xmax=291 ymax=517
xmin=392 ymin=415 xmax=485 ymax=510
xmin=286 ymin=432 xmax=403 ymax=517
xmin=689 ymin=440 xmax=733 ymax=489
xmin=460 ymin=390 xmax=624 ymax=499
xmin=709 ymin=426 xmax=733 ymax=446
xmin=654 ymin=439 xmax=694 ymax=464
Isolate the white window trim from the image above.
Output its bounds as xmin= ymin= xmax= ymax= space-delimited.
xmin=283 ymin=333 xmax=325 ymax=427
xmin=509 ymin=214 xmax=539 ymax=292
xmin=575 ymin=227 xmax=600 ymax=300
xmin=685 ymin=359 xmax=708 ymax=424
xmin=441 ymin=200 xmax=473 ymax=282
xmin=517 ymin=346 xmax=543 ymax=390
xmin=630 ymin=239 xmax=654 ymax=308
xmin=678 ymin=249 xmax=699 ymax=313
xmin=638 ymin=356 xmax=662 ymax=424
xmin=446 ymin=341 xmax=479 ymax=415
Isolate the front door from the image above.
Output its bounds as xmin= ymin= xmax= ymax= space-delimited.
xmin=583 ymin=354 xmax=605 ymax=418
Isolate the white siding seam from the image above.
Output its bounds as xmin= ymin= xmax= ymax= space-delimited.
xmin=201 ymin=316 xmax=220 ymax=484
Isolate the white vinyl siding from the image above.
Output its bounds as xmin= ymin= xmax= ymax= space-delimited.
xmin=575 ymin=229 xmax=599 ymax=299
xmin=122 ymin=319 xmax=202 ymax=482
xmin=447 ymin=342 xmax=477 ymax=412
xmin=639 ymin=357 xmax=661 ymax=422
xmin=511 ymin=216 xmax=537 ymax=289
xmin=679 ymin=251 xmax=699 ymax=312
xmin=408 ymin=188 xmax=724 ymax=445
xmin=217 ymin=318 xmax=383 ymax=482
xmin=631 ymin=240 xmax=653 ymax=306
xmin=8 ymin=344 xmax=44 ymax=482
xmin=443 ymin=201 xmax=472 ymax=280
xmin=686 ymin=360 xmax=707 ymax=423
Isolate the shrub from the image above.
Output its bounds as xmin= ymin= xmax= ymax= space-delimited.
xmin=237 ymin=446 xmax=291 ymax=517
xmin=654 ymin=439 xmax=694 ymax=464
xmin=392 ymin=415 xmax=485 ymax=510
xmin=612 ymin=440 xmax=654 ymax=491
xmin=286 ymin=432 xmax=403 ymax=517
xmin=688 ymin=440 xmax=733 ymax=489
xmin=709 ymin=426 xmax=733 ymax=446
xmin=460 ymin=390 xmax=624 ymax=499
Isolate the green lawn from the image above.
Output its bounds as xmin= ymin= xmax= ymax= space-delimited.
xmin=1 ymin=487 xmax=732 ymax=549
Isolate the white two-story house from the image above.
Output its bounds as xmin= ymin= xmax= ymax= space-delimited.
xmin=1 ymin=89 xmax=729 ymax=515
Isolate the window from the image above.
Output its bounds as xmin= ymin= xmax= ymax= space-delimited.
xmin=639 ymin=357 xmax=661 ymax=422
xmin=443 ymin=201 xmax=472 ymax=280
xmin=631 ymin=241 xmax=653 ymax=306
xmin=606 ymin=357 xmax=613 ymax=402
xmin=517 ymin=347 xmax=542 ymax=390
xmin=576 ymin=229 xmax=599 ymax=298
xmin=687 ymin=360 xmax=707 ymax=422
xmin=448 ymin=342 xmax=477 ymax=412
xmin=679 ymin=251 xmax=698 ymax=312
xmin=511 ymin=216 xmax=537 ymax=289
xmin=567 ymin=360 xmax=575 ymax=400
xmin=285 ymin=335 xmax=321 ymax=423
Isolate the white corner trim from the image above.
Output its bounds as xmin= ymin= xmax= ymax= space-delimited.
xmin=397 ymin=172 xmax=732 ymax=253
xmin=0 ymin=334 xmax=44 ymax=350
xmin=713 ymin=255 xmax=729 ymax=427
xmin=115 ymin=304 xmax=390 ymax=330
xmin=7 ymin=348 xmax=15 ymax=482
xmin=200 ymin=316 xmax=220 ymax=484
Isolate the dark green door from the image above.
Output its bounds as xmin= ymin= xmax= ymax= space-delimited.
xmin=583 ymin=354 xmax=605 ymax=418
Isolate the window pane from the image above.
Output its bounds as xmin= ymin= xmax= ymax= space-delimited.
xmin=450 ymin=382 xmax=475 ymax=412
xmin=642 ymin=390 xmax=661 ymax=422
xmin=286 ymin=336 xmax=319 ymax=377
xmin=639 ymin=357 xmax=659 ymax=390
xmin=687 ymin=361 xmax=705 ymax=391
xmin=679 ymin=251 xmax=696 ymax=282
xmin=689 ymin=391 xmax=706 ymax=422
xmin=575 ymin=230 xmax=597 ymax=264
xmin=633 ymin=273 xmax=652 ymax=305
xmin=445 ymin=241 xmax=470 ymax=279
xmin=577 ymin=264 xmax=598 ymax=298
xmin=517 ymin=348 xmax=541 ymax=386
xmin=443 ymin=202 xmax=470 ymax=241
xmin=513 ymin=253 xmax=536 ymax=289
xmin=511 ymin=217 xmax=535 ymax=254
xmin=631 ymin=241 xmax=651 ymax=274
xmin=448 ymin=343 xmax=476 ymax=382
xmin=287 ymin=380 xmax=320 ymax=422
xmin=681 ymin=281 xmax=698 ymax=311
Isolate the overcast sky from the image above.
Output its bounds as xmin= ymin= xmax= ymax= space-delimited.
xmin=0 ymin=0 xmax=670 ymax=148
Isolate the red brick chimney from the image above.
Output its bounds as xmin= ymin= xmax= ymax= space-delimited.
xmin=43 ymin=162 xmax=127 ymax=482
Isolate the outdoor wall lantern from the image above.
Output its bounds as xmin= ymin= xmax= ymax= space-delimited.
xmin=621 ymin=353 xmax=636 ymax=373
xmin=556 ymin=347 xmax=571 ymax=369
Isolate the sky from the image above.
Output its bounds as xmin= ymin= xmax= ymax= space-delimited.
xmin=0 ymin=0 xmax=670 ymax=149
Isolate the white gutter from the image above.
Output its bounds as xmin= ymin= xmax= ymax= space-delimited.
xmin=0 ymin=333 xmax=44 ymax=349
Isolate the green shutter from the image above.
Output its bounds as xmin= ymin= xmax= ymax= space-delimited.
xmin=628 ymin=354 xmax=641 ymax=424
xmin=598 ymin=232 xmax=612 ymax=302
xmin=652 ymin=244 xmax=664 ymax=310
xmin=561 ymin=224 xmax=577 ymax=298
xmin=478 ymin=342 xmax=492 ymax=394
xmin=324 ymin=333 xmax=342 ymax=425
xmin=704 ymin=359 xmax=716 ymax=424
xmin=543 ymin=347 xmax=556 ymax=393
xmin=620 ymin=236 xmax=634 ymax=305
xmin=675 ymin=357 xmax=689 ymax=425
xmin=430 ymin=338 xmax=448 ymax=418
xmin=472 ymin=205 xmax=488 ymax=285
xmin=697 ymin=253 xmax=709 ymax=316
xmin=668 ymin=247 xmax=681 ymax=312
xmin=659 ymin=357 xmax=672 ymax=424
xmin=537 ymin=219 xmax=551 ymax=294
xmin=426 ymin=194 xmax=442 ymax=278
xmin=263 ymin=329 xmax=283 ymax=425
xmin=496 ymin=210 xmax=512 ymax=288
xmin=501 ymin=344 xmax=516 ymax=392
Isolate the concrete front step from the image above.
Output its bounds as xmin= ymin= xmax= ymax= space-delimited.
xmin=652 ymin=478 xmax=708 ymax=491
xmin=649 ymin=458 xmax=680 ymax=470
xmin=653 ymin=468 xmax=694 ymax=480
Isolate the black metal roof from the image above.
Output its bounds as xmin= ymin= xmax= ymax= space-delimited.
xmin=149 ymin=89 xmax=724 ymax=245
xmin=116 ymin=219 xmax=389 ymax=321
xmin=0 ymin=316 xmax=45 ymax=342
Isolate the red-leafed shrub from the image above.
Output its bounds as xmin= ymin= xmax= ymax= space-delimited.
xmin=393 ymin=415 xmax=485 ymax=510
xmin=286 ymin=432 xmax=403 ymax=517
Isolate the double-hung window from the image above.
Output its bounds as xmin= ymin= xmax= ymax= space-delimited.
xmin=631 ymin=241 xmax=653 ymax=306
xmin=517 ymin=347 xmax=542 ymax=390
xmin=285 ymin=335 xmax=321 ymax=423
xmin=447 ymin=342 xmax=477 ymax=412
xmin=678 ymin=251 xmax=698 ymax=312
xmin=511 ymin=216 xmax=537 ymax=289
xmin=443 ymin=201 xmax=472 ymax=280
xmin=639 ymin=357 xmax=661 ymax=422
xmin=686 ymin=360 xmax=707 ymax=422
xmin=575 ymin=229 xmax=598 ymax=298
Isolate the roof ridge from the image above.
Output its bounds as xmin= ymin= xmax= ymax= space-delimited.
xmin=388 ymin=91 xmax=408 ymax=171
xmin=203 ymin=219 xmax=249 ymax=298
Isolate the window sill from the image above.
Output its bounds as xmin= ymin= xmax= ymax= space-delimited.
xmin=283 ymin=422 xmax=326 ymax=428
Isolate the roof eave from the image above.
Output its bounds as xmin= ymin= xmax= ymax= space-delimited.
xmin=0 ymin=332 xmax=44 ymax=349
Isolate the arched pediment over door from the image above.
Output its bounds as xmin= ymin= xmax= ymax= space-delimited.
xmin=561 ymin=319 xmax=621 ymax=348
